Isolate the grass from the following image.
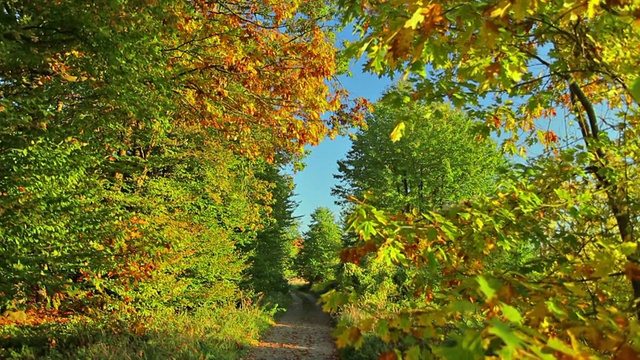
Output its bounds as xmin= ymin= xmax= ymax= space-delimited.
xmin=0 ymin=304 xmax=274 ymax=359
xmin=334 ymin=303 xmax=399 ymax=360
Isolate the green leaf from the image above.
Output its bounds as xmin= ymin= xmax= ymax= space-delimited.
xmin=398 ymin=313 xmax=412 ymax=331
xmin=546 ymin=337 xmax=576 ymax=356
xmin=500 ymin=303 xmax=523 ymax=324
xmin=621 ymin=242 xmax=638 ymax=256
xmin=630 ymin=77 xmax=640 ymax=103
xmin=477 ymin=276 xmax=496 ymax=300
xmin=434 ymin=331 xmax=484 ymax=360
xmin=458 ymin=212 xmax=471 ymax=221
xmin=545 ymin=300 xmax=567 ymax=317
xmin=405 ymin=345 xmax=422 ymax=360
xmin=488 ymin=319 xmax=523 ymax=350
xmin=375 ymin=319 xmax=391 ymax=342
xmin=321 ymin=290 xmax=348 ymax=312
xmin=426 ymin=227 xmax=438 ymax=240
xmin=426 ymin=250 xmax=438 ymax=273
xmin=450 ymin=300 xmax=477 ymax=312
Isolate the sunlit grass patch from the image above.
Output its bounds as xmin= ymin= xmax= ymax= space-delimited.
xmin=0 ymin=305 xmax=272 ymax=360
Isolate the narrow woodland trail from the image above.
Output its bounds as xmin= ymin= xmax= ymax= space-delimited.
xmin=245 ymin=291 xmax=338 ymax=360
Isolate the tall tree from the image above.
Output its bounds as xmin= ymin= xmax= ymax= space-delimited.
xmin=243 ymin=164 xmax=298 ymax=296
xmin=334 ymin=84 xmax=504 ymax=213
xmin=331 ymin=85 xmax=506 ymax=358
xmin=297 ymin=207 xmax=343 ymax=285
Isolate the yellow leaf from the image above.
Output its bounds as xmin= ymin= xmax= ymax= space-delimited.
xmin=349 ymin=327 xmax=362 ymax=343
xmin=479 ymin=21 xmax=499 ymax=49
xmin=405 ymin=345 xmax=422 ymax=360
xmin=587 ymin=0 xmax=601 ymax=18
xmin=336 ymin=326 xmax=362 ymax=348
xmin=359 ymin=317 xmax=376 ymax=331
xmin=357 ymin=39 xmax=373 ymax=57
xmin=490 ymin=3 xmax=511 ymax=18
xmin=390 ymin=121 xmax=406 ymax=142
xmin=506 ymin=63 xmax=523 ymax=82
xmin=405 ymin=8 xmax=424 ymax=29
xmin=389 ymin=28 xmax=415 ymax=59
xmin=410 ymin=42 xmax=425 ymax=61
xmin=335 ymin=327 xmax=351 ymax=348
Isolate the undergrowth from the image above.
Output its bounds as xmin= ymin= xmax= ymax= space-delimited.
xmin=0 ymin=304 xmax=274 ymax=360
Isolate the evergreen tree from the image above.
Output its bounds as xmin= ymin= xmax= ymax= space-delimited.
xmin=297 ymin=207 xmax=342 ymax=285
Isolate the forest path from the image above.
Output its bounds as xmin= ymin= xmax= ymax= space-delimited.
xmin=244 ymin=290 xmax=338 ymax=360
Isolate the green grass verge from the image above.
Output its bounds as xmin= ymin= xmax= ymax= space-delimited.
xmin=0 ymin=305 xmax=273 ymax=359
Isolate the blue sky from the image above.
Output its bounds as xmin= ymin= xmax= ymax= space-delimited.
xmin=290 ymin=60 xmax=391 ymax=231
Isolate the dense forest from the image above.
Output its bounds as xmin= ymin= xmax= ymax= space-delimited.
xmin=2 ymin=0 xmax=640 ymax=359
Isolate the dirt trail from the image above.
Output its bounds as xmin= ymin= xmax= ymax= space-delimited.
xmin=245 ymin=291 xmax=338 ymax=360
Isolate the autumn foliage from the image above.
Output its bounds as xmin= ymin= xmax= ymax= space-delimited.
xmin=324 ymin=0 xmax=640 ymax=359
xmin=4 ymin=0 xmax=640 ymax=359
xmin=0 ymin=0 xmax=360 ymax=356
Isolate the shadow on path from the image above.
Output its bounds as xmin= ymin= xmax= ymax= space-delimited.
xmin=244 ymin=291 xmax=338 ymax=360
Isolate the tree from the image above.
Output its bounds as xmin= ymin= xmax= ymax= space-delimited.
xmin=325 ymin=0 xmax=640 ymax=358
xmin=242 ymin=163 xmax=298 ymax=296
xmin=297 ymin=207 xmax=343 ymax=285
xmin=334 ymin=84 xmax=504 ymax=213
xmin=331 ymin=85 xmax=507 ymax=359
xmin=0 ymin=0 xmax=374 ymax=356
xmin=0 ymin=0 xmax=361 ymax=318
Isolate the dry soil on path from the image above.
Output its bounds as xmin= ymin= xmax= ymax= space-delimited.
xmin=244 ymin=291 xmax=338 ymax=360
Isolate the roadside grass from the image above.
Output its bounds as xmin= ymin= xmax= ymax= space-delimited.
xmin=0 ymin=304 xmax=273 ymax=359
xmin=334 ymin=304 xmax=397 ymax=360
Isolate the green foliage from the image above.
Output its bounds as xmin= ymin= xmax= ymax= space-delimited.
xmin=0 ymin=305 xmax=272 ymax=359
xmin=283 ymin=220 xmax=303 ymax=280
xmin=242 ymin=164 xmax=299 ymax=296
xmin=296 ymin=207 xmax=343 ymax=285
xmin=328 ymin=0 xmax=640 ymax=358
xmin=331 ymin=86 xmax=506 ymax=358
xmin=121 ymin=132 xmax=263 ymax=311
xmin=334 ymin=83 xmax=505 ymax=213
xmin=0 ymin=0 xmax=351 ymax=355
xmin=329 ymin=155 xmax=640 ymax=358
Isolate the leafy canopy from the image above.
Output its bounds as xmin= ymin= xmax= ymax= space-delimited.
xmin=0 ymin=0 xmax=359 ymax=336
xmin=334 ymin=84 xmax=504 ymax=213
xmin=325 ymin=0 xmax=640 ymax=358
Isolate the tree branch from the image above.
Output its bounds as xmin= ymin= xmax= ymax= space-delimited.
xmin=569 ymin=82 xmax=599 ymax=139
